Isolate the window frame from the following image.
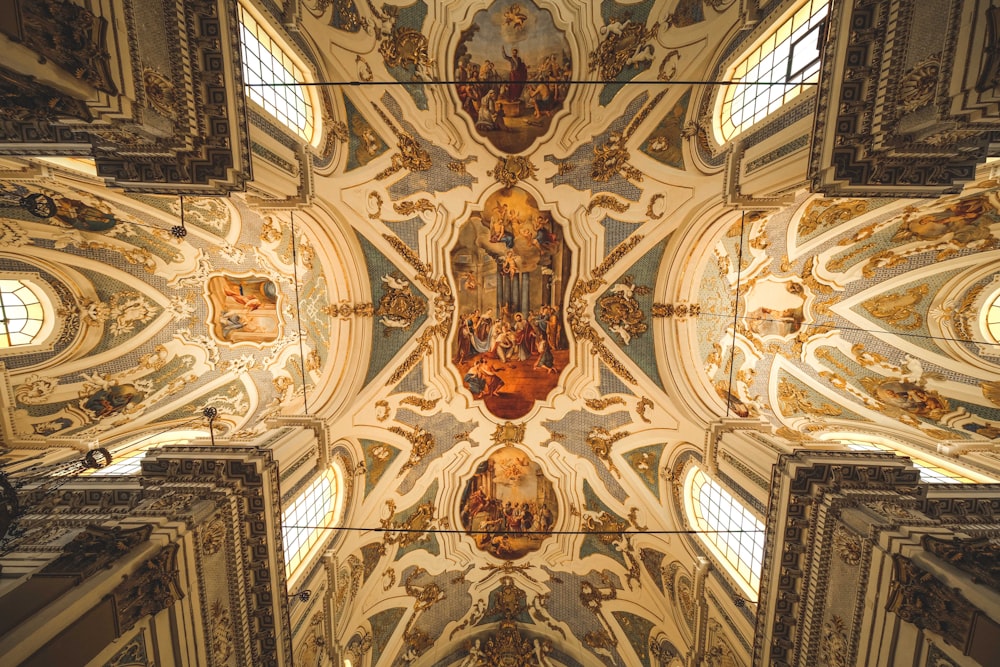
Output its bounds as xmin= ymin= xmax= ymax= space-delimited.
xmin=683 ymin=466 xmax=766 ymax=596
xmin=237 ymin=2 xmax=321 ymax=145
xmin=714 ymin=0 xmax=830 ymax=143
xmin=281 ymin=464 xmax=344 ymax=581
xmin=0 ymin=274 xmax=59 ymax=357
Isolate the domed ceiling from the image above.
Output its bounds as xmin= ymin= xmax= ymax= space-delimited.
xmin=2 ymin=0 xmax=999 ymax=665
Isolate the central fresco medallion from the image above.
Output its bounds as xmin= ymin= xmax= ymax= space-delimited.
xmin=455 ymin=0 xmax=571 ymax=153
xmin=460 ymin=446 xmax=558 ymax=559
xmin=451 ymin=187 xmax=570 ymax=419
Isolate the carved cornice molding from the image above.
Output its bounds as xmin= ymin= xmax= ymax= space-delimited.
xmin=142 ymin=446 xmax=291 ymax=666
xmin=809 ymin=0 xmax=1000 ymax=197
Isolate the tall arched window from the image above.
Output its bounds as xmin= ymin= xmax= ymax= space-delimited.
xmin=684 ymin=467 xmax=765 ymax=594
xmin=238 ymin=4 xmax=315 ymax=141
xmin=0 ymin=279 xmax=45 ymax=349
xmin=839 ymin=439 xmax=983 ymax=484
xmin=282 ymin=466 xmax=342 ymax=578
xmin=85 ymin=429 xmax=209 ymax=476
xmin=716 ymin=0 xmax=829 ymax=142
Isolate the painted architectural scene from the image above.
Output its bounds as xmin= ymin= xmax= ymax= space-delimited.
xmin=460 ymin=445 xmax=557 ymax=559
xmin=205 ymin=274 xmax=281 ymax=344
xmin=454 ymin=1 xmax=572 ymax=153
xmin=451 ymin=187 xmax=570 ymax=418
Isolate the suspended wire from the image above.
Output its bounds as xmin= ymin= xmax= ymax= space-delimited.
xmin=694 ymin=310 xmax=984 ymax=346
xmin=245 ymin=78 xmax=820 ymax=88
xmin=289 ymin=211 xmax=311 ymax=415
xmin=725 ymin=211 xmax=746 ymax=418
xmin=285 ymin=524 xmax=765 ymax=536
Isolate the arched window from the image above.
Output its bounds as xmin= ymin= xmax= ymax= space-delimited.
xmin=238 ymin=4 xmax=315 ymax=141
xmin=86 ymin=429 xmax=208 ymax=476
xmin=716 ymin=0 xmax=829 ymax=142
xmin=839 ymin=439 xmax=982 ymax=484
xmin=0 ymin=279 xmax=45 ymax=349
xmin=984 ymin=289 xmax=1000 ymax=343
xmin=282 ymin=466 xmax=342 ymax=578
xmin=684 ymin=467 xmax=765 ymax=594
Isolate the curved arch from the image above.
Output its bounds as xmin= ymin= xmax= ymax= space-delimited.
xmin=683 ymin=465 xmax=765 ymax=596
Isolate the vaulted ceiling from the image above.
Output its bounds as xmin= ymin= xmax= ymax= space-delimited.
xmin=2 ymin=0 xmax=1000 ymax=665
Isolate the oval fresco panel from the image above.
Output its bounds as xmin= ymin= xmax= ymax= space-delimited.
xmin=454 ymin=0 xmax=571 ymax=153
xmin=451 ymin=187 xmax=570 ymax=419
xmin=460 ymin=445 xmax=558 ymax=559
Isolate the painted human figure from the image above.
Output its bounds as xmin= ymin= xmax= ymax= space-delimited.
xmin=502 ymin=46 xmax=528 ymax=100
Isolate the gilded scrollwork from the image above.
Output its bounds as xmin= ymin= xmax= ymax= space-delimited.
xmin=392 ymin=198 xmax=435 ymax=215
xmin=861 ymin=284 xmax=928 ymax=330
xmin=586 ymin=194 xmax=630 ymax=214
xmin=585 ymin=426 xmax=629 ymax=477
xmin=371 ymin=102 xmax=432 ymax=180
xmin=488 ymin=155 xmax=537 ymax=188
xmin=589 ymin=16 xmax=660 ymax=81
xmin=598 ymin=276 xmax=651 ymax=346
xmin=367 ymin=1 xmax=435 ymax=81
xmin=389 ymin=424 xmax=436 ymax=476
xmin=776 ymin=378 xmax=843 ymax=417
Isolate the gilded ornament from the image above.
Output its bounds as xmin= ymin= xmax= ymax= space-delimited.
xmin=585 ymin=426 xmax=628 ymax=477
xmin=586 ymin=195 xmax=629 ymax=214
xmin=392 ymin=198 xmax=435 ymax=215
xmin=491 ymin=421 xmax=526 ymax=445
xmin=585 ymin=396 xmax=626 ymax=410
xmin=598 ymin=276 xmax=650 ymax=346
xmin=142 ymin=68 xmax=176 ymax=119
xmin=487 ymin=155 xmax=538 ymax=188
xmin=371 ymin=102 xmax=432 ymax=179
xmin=368 ymin=1 xmax=436 ymax=81
xmin=375 ymin=273 xmax=426 ymax=336
xmin=399 ymin=395 xmax=439 ymax=411
xmin=798 ymin=199 xmax=869 ymax=237
xmin=636 ymin=396 xmax=654 ymax=423
xmin=776 ymin=378 xmax=843 ymax=417
xmin=861 ymin=376 xmax=950 ymax=421
xmin=389 ymin=424 xmax=435 ymax=476
xmin=861 ymin=284 xmax=928 ymax=330
xmin=589 ymin=16 xmax=660 ymax=80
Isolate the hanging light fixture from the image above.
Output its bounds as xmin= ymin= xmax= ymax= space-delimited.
xmin=171 ymin=194 xmax=188 ymax=238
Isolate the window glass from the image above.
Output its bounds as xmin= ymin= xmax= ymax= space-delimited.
xmin=0 ymin=280 xmax=45 ymax=348
xmin=282 ymin=468 xmax=340 ymax=576
xmin=238 ymin=5 xmax=314 ymax=140
xmin=841 ymin=440 xmax=978 ymax=484
xmin=686 ymin=467 xmax=765 ymax=593
xmin=718 ymin=0 xmax=829 ymax=141
xmin=985 ymin=290 xmax=1000 ymax=343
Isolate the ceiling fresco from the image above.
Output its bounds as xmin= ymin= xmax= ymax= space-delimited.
xmin=2 ymin=0 xmax=999 ymax=665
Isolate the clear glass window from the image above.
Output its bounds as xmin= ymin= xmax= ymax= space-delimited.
xmin=717 ymin=0 xmax=829 ymax=142
xmin=686 ymin=467 xmax=765 ymax=594
xmin=0 ymin=279 xmax=45 ymax=348
xmin=985 ymin=290 xmax=1000 ymax=343
xmin=282 ymin=468 xmax=340 ymax=576
xmin=841 ymin=440 xmax=978 ymax=484
xmin=238 ymin=5 xmax=314 ymax=141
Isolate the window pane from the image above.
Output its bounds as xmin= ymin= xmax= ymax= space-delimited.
xmin=688 ymin=468 xmax=765 ymax=593
xmin=282 ymin=469 xmax=340 ymax=576
xmin=718 ymin=1 xmax=829 ymax=141
xmin=238 ymin=5 xmax=314 ymax=140
xmin=0 ymin=280 xmax=47 ymax=347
